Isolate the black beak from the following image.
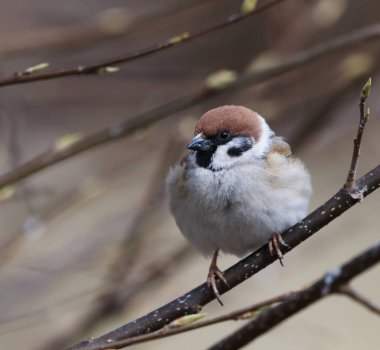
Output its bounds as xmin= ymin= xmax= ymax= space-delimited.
xmin=187 ymin=133 xmax=213 ymax=151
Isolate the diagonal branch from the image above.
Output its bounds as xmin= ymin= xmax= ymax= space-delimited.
xmin=65 ymin=165 xmax=380 ymax=350
xmin=2 ymin=23 xmax=380 ymax=189
xmin=93 ymin=292 xmax=293 ymax=348
xmin=338 ymin=285 xmax=380 ymax=316
xmin=0 ymin=0 xmax=285 ymax=88
xmin=208 ymin=241 xmax=380 ymax=350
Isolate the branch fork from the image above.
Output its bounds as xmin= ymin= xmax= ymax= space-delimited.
xmin=345 ymin=77 xmax=372 ymax=192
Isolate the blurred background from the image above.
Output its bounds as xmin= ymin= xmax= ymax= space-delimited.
xmin=0 ymin=0 xmax=379 ymax=349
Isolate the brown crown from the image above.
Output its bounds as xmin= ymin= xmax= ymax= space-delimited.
xmin=194 ymin=105 xmax=261 ymax=140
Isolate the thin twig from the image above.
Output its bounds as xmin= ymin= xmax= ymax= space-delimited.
xmin=2 ymin=23 xmax=380 ymax=190
xmin=287 ymin=73 xmax=370 ymax=152
xmin=0 ymin=0 xmax=207 ymax=58
xmin=345 ymin=78 xmax=372 ymax=190
xmin=0 ymin=0 xmax=285 ymax=88
xmin=39 ymin=245 xmax=192 ymax=350
xmin=208 ymin=241 xmax=380 ymax=350
xmin=66 ymin=164 xmax=380 ymax=350
xmin=103 ymin=292 xmax=293 ymax=348
xmin=339 ymin=285 xmax=380 ymax=316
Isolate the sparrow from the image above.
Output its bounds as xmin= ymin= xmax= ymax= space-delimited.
xmin=166 ymin=105 xmax=312 ymax=305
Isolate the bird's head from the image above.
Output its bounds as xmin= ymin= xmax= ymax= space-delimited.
xmin=187 ymin=105 xmax=273 ymax=170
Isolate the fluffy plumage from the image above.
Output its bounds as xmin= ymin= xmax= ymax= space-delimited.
xmin=166 ymin=105 xmax=312 ymax=258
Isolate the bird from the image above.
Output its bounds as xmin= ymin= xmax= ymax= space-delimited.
xmin=166 ymin=105 xmax=312 ymax=305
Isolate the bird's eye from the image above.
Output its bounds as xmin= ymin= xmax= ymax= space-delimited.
xmin=219 ymin=131 xmax=230 ymax=141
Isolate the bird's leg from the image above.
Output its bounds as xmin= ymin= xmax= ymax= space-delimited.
xmin=268 ymin=233 xmax=289 ymax=267
xmin=207 ymin=249 xmax=229 ymax=306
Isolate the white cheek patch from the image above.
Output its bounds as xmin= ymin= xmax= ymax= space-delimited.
xmin=227 ymin=137 xmax=253 ymax=157
xmin=211 ymin=136 xmax=255 ymax=170
xmin=209 ymin=115 xmax=274 ymax=171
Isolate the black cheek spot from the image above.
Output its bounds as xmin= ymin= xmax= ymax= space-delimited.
xmin=227 ymin=148 xmax=243 ymax=157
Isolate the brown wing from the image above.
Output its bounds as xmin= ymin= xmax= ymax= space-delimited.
xmin=268 ymin=136 xmax=292 ymax=157
xmin=265 ymin=137 xmax=293 ymax=188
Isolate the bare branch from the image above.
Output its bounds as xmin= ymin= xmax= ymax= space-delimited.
xmin=0 ymin=0 xmax=285 ymax=88
xmin=40 ymin=245 xmax=192 ymax=350
xmin=339 ymin=285 xmax=380 ymax=316
xmin=2 ymin=23 xmax=380 ymax=190
xmin=0 ymin=1 xmax=206 ymax=58
xmin=208 ymin=241 xmax=380 ymax=350
xmin=345 ymin=77 xmax=372 ymax=190
xmin=97 ymin=292 xmax=293 ymax=348
xmin=65 ymin=165 xmax=380 ymax=350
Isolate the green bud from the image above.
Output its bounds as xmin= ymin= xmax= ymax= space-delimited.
xmin=169 ymin=32 xmax=190 ymax=45
xmin=205 ymin=69 xmax=237 ymax=90
xmin=365 ymin=107 xmax=370 ymax=119
xmin=0 ymin=186 xmax=15 ymax=201
xmin=25 ymin=62 xmax=49 ymax=74
xmin=169 ymin=313 xmax=207 ymax=327
xmin=239 ymin=305 xmax=271 ymax=320
xmin=361 ymin=77 xmax=371 ymax=100
xmin=54 ymin=133 xmax=82 ymax=151
xmin=241 ymin=0 xmax=258 ymax=14
xmin=97 ymin=66 xmax=120 ymax=74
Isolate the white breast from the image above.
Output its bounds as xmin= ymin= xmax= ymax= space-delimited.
xmin=166 ymin=150 xmax=312 ymax=257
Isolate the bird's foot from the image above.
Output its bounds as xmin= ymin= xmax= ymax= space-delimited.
xmin=207 ymin=250 xmax=229 ymax=306
xmin=207 ymin=265 xmax=229 ymax=306
xmin=268 ymin=233 xmax=289 ymax=267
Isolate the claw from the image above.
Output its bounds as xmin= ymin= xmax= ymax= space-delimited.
xmin=277 ymin=233 xmax=289 ymax=247
xmin=215 ymin=269 xmax=229 ymax=287
xmin=207 ymin=250 xmax=228 ymax=306
xmin=269 ymin=233 xmax=287 ymax=267
xmin=207 ymin=270 xmax=224 ymax=306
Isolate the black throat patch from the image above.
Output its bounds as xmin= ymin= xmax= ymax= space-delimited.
xmin=196 ymin=150 xmax=215 ymax=168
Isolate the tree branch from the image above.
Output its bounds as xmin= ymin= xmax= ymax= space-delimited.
xmin=0 ymin=0 xmax=285 ymax=88
xmin=345 ymin=78 xmax=371 ymax=190
xmin=0 ymin=0 xmax=207 ymax=58
xmin=94 ymin=292 xmax=293 ymax=349
xmin=65 ymin=165 xmax=380 ymax=350
xmin=2 ymin=23 xmax=380 ymax=189
xmin=208 ymin=241 xmax=380 ymax=350
xmin=41 ymin=245 xmax=192 ymax=350
xmin=339 ymin=285 xmax=380 ymax=316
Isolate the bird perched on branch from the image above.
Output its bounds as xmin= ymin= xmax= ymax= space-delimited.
xmin=166 ymin=105 xmax=312 ymax=305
